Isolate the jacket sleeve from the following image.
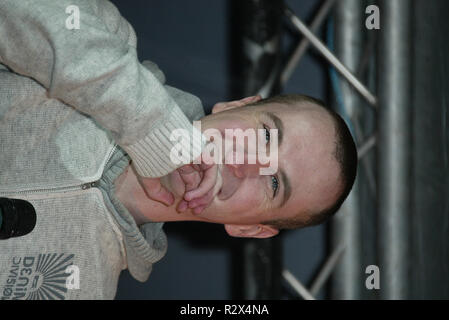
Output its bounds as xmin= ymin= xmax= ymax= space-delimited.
xmin=0 ymin=0 xmax=204 ymax=177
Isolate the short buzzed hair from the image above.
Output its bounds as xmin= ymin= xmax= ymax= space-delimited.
xmin=251 ymin=94 xmax=358 ymax=230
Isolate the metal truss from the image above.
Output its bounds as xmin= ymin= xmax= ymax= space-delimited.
xmin=279 ymin=0 xmax=378 ymax=300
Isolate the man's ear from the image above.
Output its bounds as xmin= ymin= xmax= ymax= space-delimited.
xmin=212 ymin=95 xmax=262 ymax=114
xmin=224 ymin=224 xmax=279 ymax=239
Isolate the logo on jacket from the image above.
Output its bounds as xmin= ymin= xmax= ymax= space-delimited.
xmin=1 ymin=253 xmax=78 ymax=300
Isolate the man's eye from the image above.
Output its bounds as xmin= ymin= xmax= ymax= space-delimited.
xmin=264 ymin=125 xmax=271 ymax=143
xmin=271 ymin=176 xmax=279 ymax=197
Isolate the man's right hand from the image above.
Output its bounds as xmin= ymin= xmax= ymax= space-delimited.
xmin=137 ymin=175 xmax=175 ymax=207
xmin=137 ymin=156 xmax=221 ymax=214
xmin=176 ymin=162 xmax=221 ymax=214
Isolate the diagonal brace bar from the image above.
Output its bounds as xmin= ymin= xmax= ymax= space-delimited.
xmin=281 ymin=0 xmax=337 ymax=85
xmin=285 ymin=7 xmax=378 ymax=107
xmin=282 ymin=269 xmax=316 ymax=300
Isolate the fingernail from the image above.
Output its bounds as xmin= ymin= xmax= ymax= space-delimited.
xmin=177 ymin=201 xmax=187 ymax=213
xmin=188 ymin=201 xmax=198 ymax=209
xmin=166 ymin=197 xmax=174 ymax=207
xmin=184 ymin=192 xmax=193 ymax=201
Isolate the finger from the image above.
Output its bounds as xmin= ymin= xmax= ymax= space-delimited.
xmin=193 ymin=204 xmax=208 ymax=215
xmin=140 ymin=178 xmax=174 ymax=206
xmin=187 ymin=189 xmax=214 ymax=209
xmin=178 ymin=164 xmax=196 ymax=175
xmin=152 ymin=186 xmax=174 ymax=207
xmin=188 ymin=167 xmax=222 ymax=211
xmin=184 ymin=165 xmax=218 ymax=201
xmin=240 ymin=95 xmax=261 ymax=104
xmin=178 ymin=164 xmax=202 ymax=180
xmin=177 ymin=200 xmax=188 ymax=213
xmin=178 ymin=167 xmax=202 ymax=191
xmin=228 ymin=95 xmax=261 ymax=107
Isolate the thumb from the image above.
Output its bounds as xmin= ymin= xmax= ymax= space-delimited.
xmin=139 ymin=177 xmax=175 ymax=206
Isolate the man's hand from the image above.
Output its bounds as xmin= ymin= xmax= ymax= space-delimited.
xmin=177 ymin=162 xmax=220 ymax=214
xmin=136 ymin=159 xmax=220 ymax=214
xmin=176 ymin=164 xmax=201 ymax=212
xmin=136 ymin=175 xmax=175 ymax=207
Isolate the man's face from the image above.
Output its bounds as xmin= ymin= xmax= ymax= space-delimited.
xmin=164 ymin=100 xmax=344 ymax=235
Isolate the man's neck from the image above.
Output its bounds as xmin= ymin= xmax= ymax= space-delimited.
xmin=114 ymin=165 xmax=200 ymax=225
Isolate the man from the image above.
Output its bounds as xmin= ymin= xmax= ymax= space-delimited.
xmin=0 ymin=0 xmax=357 ymax=299
xmin=116 ymin=94 xmax=358 ymax=238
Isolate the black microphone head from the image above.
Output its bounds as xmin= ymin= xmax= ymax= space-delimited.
xmin=0 ymin=198 xmax=37 ymax=239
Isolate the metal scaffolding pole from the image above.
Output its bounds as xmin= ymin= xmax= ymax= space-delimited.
xmin=330 ymin=0 xmax=364 ymax=300
xmin=229 ymin=0 xmax=283 ymax=299
xmin=377 ymin=0 xmax=412 ymax=299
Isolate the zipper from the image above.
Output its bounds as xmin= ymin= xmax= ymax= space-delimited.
xmin=103 ymin=144 xmax=118 ymax=172
xmin=0 ymin=181 xmax=98 ymax=196
xmin=0 ymin=145 xmax=117 ymax=197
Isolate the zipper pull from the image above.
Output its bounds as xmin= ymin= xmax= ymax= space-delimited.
xmin=81 ymin=181 xmax=98 ymax=190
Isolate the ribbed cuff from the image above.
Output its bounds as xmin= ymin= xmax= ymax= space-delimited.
xmin=124 ymin=107 xmax=205 ymax=177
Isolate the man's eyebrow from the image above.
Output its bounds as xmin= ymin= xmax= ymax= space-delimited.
xmin=262 ymin=111 xmax=283 ymax=146
xmin=278 ymin=169 xmax=291 ymax=209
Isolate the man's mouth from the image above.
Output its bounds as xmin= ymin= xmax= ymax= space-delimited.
xmin=216 ymin=164 xmax=237 ymax=201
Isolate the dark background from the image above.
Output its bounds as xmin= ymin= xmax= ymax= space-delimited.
xmin=110 ymin=0 xmax=329 ymax=299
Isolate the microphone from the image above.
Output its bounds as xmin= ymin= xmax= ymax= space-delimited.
xmin=0 ymin=197 xmax=37 ymax=240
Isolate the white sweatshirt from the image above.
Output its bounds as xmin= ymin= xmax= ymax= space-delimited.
xmin=0 ymin=0 xmax=204 ymax=299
